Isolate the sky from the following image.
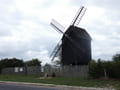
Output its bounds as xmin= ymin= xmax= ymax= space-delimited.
xmin=0 ymin=0 xmax=120 ymax=64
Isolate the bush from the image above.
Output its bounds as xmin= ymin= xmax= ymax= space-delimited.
xmin=25 ymin=59 xmax=41 ymax=66
xmin=52 ymin=72 xmax=56 ymax=77
xmin=89 ymin=54 xmax=120 ymax=79
xmin=89 ymin=59 xmax=104 ymax=78
xmin=0 ymin=58 xmax=42 ymax=73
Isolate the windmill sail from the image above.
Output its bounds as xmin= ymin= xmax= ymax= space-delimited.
xmin=51 ymin=44 xmax=62 ymax=61
xmin=50 ymin=19 xmax=65 ymax=34
xmin=50 ymin=40 xmax=62 ymax=57
xmin=71 ymin=6 xmax=86 ymax=26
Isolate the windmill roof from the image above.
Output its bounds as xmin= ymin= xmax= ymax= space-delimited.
xmin=64 ymin=25 xmax=92 ymax=40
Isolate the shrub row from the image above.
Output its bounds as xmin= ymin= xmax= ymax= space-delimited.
xmin=89 ymin=54 xmax=120 ymax=79
xmin=0 ymin=58 xmax=41 ymax=73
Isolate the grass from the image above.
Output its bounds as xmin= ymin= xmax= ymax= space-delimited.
xmin=0 ymin=75 xmax=120 ymax=89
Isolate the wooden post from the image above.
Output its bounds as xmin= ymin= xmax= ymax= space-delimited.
xmin=104 ymin=69 xmax=107 ymax=80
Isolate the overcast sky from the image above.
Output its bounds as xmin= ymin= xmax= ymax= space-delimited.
xmin=0 ymin=0 xmax=120 ymax=64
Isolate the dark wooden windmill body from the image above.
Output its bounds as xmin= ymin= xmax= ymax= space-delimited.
xmin=62 ymin=26 xmax=91 ymax=65
xmin=50 ymin=6 xmax=92 ymax=66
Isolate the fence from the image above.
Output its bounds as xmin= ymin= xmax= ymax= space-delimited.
xmin=1 ymin=65 xmax=89 ymax=78
xmin=44 ymin=65 xmax=88 ymax=78
xmin=1 ymin=66 xmax=41 ymax=76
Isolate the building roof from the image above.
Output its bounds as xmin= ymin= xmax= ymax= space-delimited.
xmin=64 ymin=25 xmax=92 ymax=40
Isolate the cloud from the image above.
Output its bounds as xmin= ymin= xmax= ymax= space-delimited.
xmin=0 ymin=0 xmax=120 ymax=64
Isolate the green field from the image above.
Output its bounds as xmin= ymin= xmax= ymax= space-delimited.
xmin=0 ymin=75 xmax=120 ymax=89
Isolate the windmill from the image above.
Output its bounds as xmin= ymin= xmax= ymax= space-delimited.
xmin=50 ymin=6 xmax=92 ymax=66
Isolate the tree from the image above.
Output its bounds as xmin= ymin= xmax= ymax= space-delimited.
xmin=0 ymin=58 xmax=24 ymax=73
xmin=89 ymin=59 xmax=104 ymax=78
xmin=112 ymin=53 xmax=120 ymax=62
xmin=25 ymin=58 xmax=41 ymax=66
xmin=96 ymin=59 xmax=104 ymax=77
xmin=0 ymin=58 xmax=24 ymax=68
xmin=89 ymin=60 xmax=97 ymax=78
xmin=53 ymin=60 xmax=61 ymax=66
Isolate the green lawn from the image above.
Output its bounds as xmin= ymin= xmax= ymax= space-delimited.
xmin=0 ymin=75 xmax=120 ymax=89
